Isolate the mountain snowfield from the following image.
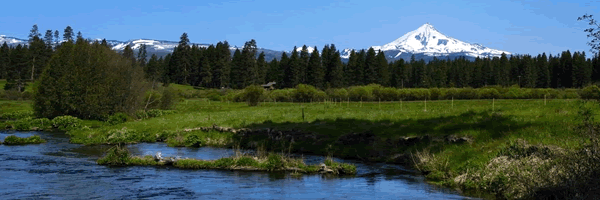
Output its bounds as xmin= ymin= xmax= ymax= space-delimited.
xmin=341 ymin=23 xmax=510 ymax=60
xmin=2 ymin=23 xmax=510 ymax=62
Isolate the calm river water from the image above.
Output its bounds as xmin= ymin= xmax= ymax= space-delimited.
xmin=0 ymin=131 xmax=476 ymax=199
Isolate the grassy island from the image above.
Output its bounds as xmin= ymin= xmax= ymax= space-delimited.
xmin=97 ymin=146 xmax=356 ymax=175
xmin=2 ymin=135 xmax=46 ymax=145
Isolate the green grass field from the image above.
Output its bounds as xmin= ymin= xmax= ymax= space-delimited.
xmin=2 ymin=97 xmax=598 ymax=199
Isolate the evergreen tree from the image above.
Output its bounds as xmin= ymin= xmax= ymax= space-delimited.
xmin=213 ymin=41 xmax=231 ymax=88
xmin=285 ymin=47 xmax=301 ymax=88
xmin=376 ymin=50 xmax=390 ymax=86
xmin=5 ymin=45 xmax=29 ymax=91
xmin=256 ymin=52 xmax=267 ymax=84
xmin=28 ymin=24 xmax=41 ymax=42
xmin=28 ymin=36 xmax=50 ymax=80
xmin=345 ymin=50 xmax=359 ymax=86
xmin=593 ymin=53 xmax=600 ymax=84
xmin=497 ymin=53 xmax=511 ymax=86
xmin=307 ymin=47 xmax=324 ymax=89
xmin=0 ymin=43 xmax=9 ymax=79
xmin=76 ymin=31 xmax=83 ymax=40
xmin=137 ymin=44 xmax=147 ymax=69
xmin=241 ymin=39 xmax=258 ymax=87
xmin=364 ymin=48 xmax=378 ymax=84
xmin=573 ymin=51 xmax=592 ymax=88
xmin=63 ymin=26 xmax=74 ymax=42
xmin=266 ymin=58 xmax=282 ymax=88
xmin=230 ymin=49 xmax=243 ymax=89
xmin=550 ymin=54 xmax=561 ymax=88
xmin=299 ymin=45 xmax=310 ymax=84
xmin=53 ymin=30 xmax=60 ymax=46
xmin=44 ymin=30 xmax=54 ymax=47
xmin=536 ymin=53 xmax=550 ymax=88
xmin=199 ymin=55 xmax=212 ymax=87
xmin=522 ymin=55 xmax=536 ymax=88
xmin=328 ymin=51 xmax=345 ymax=88
xmin=146 ymin=54 xmax=160 ymax=88
xmin=559 ymin=50 xmax=573 ymax=88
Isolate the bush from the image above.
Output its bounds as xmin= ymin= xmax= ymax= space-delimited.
xmin=399 ymin=89 xmax=430 ymax=101
xmin=478 ymin=88 xmax=500 ymax=99
xmin=184 ymin=134 xmax=202 ymax=147
xmin=107 ymin=113 xmax=129 ymax=125
xmin=293 ymin=84 xmax=326 ymax=102
xmin=241 ymin=85 xmax=264 ymax=106
xmin=580 ymin=85 xmax=600 ymax=100
xmin=0 ymin=111 xmax=34 ymax=120
xmin=3 ymin=135 xmax=46 ymax=145
xmin=268 ymin=89 xmax=294 ymax=102
xmin=51 ymin=116 xmax=82 ymax=131
xmin=348 ymin=86 xmax=373 ymax=101
xmin=327 ymin=88 xmax=348 ymax=100
xmin=97 ymin=145 xmax=131 ymax=166
xmin=33 ymin=41 xmax=148 ymax=120
xmin=373 ymin=87 xmax=399 ymax=101
xmin=159 ymin=87 xmax=180 ymax=110
xmin=3 ymin=90 xmax=22 ymax=100
xmin=135 ymin=110 xmax=149 ymax=119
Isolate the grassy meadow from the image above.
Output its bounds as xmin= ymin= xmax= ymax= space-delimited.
xmin=2 ymin=83 xmax=599 ymax=199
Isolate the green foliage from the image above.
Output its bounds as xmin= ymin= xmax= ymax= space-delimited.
xmin=106 ymin=128 xmax=140 ymax=144
xmin=235 ymin=157 xmax=259 ymax=167
xmin=2 ymin=135 xmax=46 ymax=145
xmin=51 ymin=115 xmax=82 ymax=131
xmin=293 ymin=84 xmax=327 ymax=102
xmin=261 ymin=154 xmax=285 ymax=170
xmin=347 ymin=86 xmax=373 ymax=101
xmin=96 ymin=145 xmax=131 ymax=166
xmin=107 ymin=113 xmax=129 ymax=125
xmin=241 ymin=85 xmax=264 ymax=106
xmin=184 ymin=134 xmax=202 ymax=147
xmin=0 ymin=110 xmax=34 ymax=120
xmin=580 ymin=85 xmax=600 ymax=100
xmin=33 ymin=40 xmax=149 ymax=120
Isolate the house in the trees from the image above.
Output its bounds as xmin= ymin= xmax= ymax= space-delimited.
xmin=261 ymin=82 xmax=276 ymax=90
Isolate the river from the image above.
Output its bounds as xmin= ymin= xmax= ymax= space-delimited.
xmin=0 ymin=131 xmax=476 ymax=199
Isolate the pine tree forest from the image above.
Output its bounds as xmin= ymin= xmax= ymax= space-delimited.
xmin=3 ymin=25 xmax=600 ymax=92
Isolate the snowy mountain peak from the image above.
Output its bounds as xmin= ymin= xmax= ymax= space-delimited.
xmin=0 ymin=35 xmax=27 ymax=46
xmin=370 ymin=23 xmax=510 ymax=58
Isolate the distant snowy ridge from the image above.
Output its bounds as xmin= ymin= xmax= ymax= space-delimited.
xmin=0 ymin=35 xmax=27 ymax=46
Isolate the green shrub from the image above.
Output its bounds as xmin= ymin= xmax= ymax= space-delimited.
xmin=262 ymin=154 xmax=285 ymax=170
xmin=236 ymin=157 xmax=259 ymax=167
xmin=142 ymin=90 xmax=163 ymax=109
xmin=214 ymin=158 xmax=235 ymax=168
xmin=107 ymin=113 xmax=129 ymax=125
xmin=374 ymin=87 xmax=399 ymax=101
xmin=429 ymin=88 xmax=443 ymax=100
xmin=457 ymin=88 xmax=479 ymax=99
xmin=184 ymin=134 xmax=202 ymax=147
xmin=30 ymin=118 xmax=52 ymax=129
xmin=580 ymin=85 xmax=600 ymax=100
xmin=51 ymin=116 xmax=82 ymax=131
xmin=3 ymin=135 xmax=46 ymax=145
xmin=327 ymin=88 xmax=348 ymax=100
xmin=241 ymin=85 xmax=264 ymax=106
xmin=292 ymin=84 xmax=323 ymax=102
xmin=348 ymin=86 xmax=373 ymax=101
xmin=478 ymin=88 xmax=500 ymax=99
xmin=13 ymin=117 xmax=33 ymax=131
xmin=97 ymin=145 xmax=131 ymax=166
xmin=159 ymin=87 xmax=180 ymax=110
xmin=135 ymin=110 xmax=149 ymax=119
xmin=399 ymin=89 xmax=430 ymax=101
xmin=1 ymin=110 xmax=34 ymax=120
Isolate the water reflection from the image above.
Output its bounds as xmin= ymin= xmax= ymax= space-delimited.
xmin=0 ymin=131 xmax=476 ymax=199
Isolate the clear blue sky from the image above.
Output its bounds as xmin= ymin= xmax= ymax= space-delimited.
xmin=0 ymin=0 xmax=598 ymax=55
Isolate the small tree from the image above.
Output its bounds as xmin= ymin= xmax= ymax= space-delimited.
xmin=242 ymin=85 xmax=264 ymax=106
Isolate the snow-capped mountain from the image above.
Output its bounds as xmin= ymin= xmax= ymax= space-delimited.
xmin=2 ymin=23 xmax=511 ymax=62
xmin=107 ymin=39 xmax=210 ymax=52
xmin=341 ymin=23 xmax=510 ymax=61
xmin=0 ymin=35 xmax=27 ymax=46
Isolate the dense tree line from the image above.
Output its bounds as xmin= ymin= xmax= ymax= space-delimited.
xmin=2 ymin=25 xmax=600 ymax=94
